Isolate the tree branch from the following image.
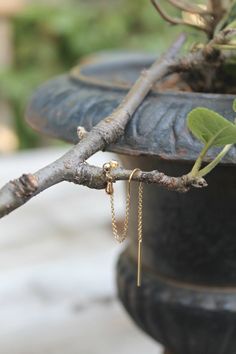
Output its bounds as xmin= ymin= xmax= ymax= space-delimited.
xmin=76 ymin=164 xmax=208 ymax=193
xmin=0 ymin=30 xmax=227 ymax=219
xmin=0 ymin=163 xmax=208 ymax=218
xmin=0 ymin=34 xmax=187 ymax=218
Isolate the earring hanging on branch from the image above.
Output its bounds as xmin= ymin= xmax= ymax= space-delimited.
xmin=103 ymin=161 xmax=144 ymax=287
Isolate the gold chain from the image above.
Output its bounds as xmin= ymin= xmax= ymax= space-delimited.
xmin=137 ymin=181 xmax=143 ymax=287
xmin=103 ymin=161 xmax=144 ymax=287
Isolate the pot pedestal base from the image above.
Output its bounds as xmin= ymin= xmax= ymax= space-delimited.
xmin=117 ymin=252 xmax=236 ymax=354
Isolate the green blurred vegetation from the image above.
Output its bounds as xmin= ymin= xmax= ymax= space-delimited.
xmin=0 ymin=0 xmax=194 ymax=149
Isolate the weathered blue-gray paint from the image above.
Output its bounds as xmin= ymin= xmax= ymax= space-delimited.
xmin=26 ymin=53 xmax=236 ymax=164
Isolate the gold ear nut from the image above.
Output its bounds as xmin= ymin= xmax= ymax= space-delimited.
xmin=103 ymin=160 xmax=119 ymax=173
xmin=110 ymin=160 xmax=119 ymax=169
xmin=103 ymin=161 xmax=119 ymax=195
xmin=103 ymin=162 xmax=112 ymax=173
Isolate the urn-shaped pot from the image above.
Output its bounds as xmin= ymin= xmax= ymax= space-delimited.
xmin=26 ymin=53 xmax=236 ymax=354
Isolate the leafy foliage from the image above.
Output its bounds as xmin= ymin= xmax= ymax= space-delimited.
xmin=187 ymin=100 xmax=236 ymax=178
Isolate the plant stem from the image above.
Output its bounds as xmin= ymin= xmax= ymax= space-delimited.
xmin=189 ymin=141 xmax=212 ymax=177
xmin=198 ymin=144 xmax=233 ymax=177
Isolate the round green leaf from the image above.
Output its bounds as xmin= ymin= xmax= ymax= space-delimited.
xmin=187 ymin=107 xmax=236 ymax=147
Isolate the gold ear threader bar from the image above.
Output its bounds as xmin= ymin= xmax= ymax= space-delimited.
xmin=103 ymin=161 xmax=144 ymax=287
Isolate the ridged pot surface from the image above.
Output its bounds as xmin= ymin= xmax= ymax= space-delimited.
xmin=26 ymin=52 xmax=236 ymax=164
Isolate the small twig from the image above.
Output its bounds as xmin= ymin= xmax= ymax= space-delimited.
xmin=201 ymin=28 xmax=236 ymax=58
xmin=151 ymin=0 xmax=210 ymax=33
xmin=167 ymin=0 xmax=212 ymax=15
xmin=151 ymin=0 xmax=188 ymax=25
xmin=0 ymin=161 xmax=208 ymax=218
xmin=210 ymin=28 xmax=236 ymax=46
xmin=76 ymin=164 xmax=208 ymax=193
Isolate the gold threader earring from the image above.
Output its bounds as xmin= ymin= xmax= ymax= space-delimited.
xmin=103 ymin=161 xmax=144 ymax=287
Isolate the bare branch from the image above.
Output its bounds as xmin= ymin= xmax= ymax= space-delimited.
xmin=0 ymin=27 xmax=228 ymax=219
xmin=151 ymin=0 xmax=210 ymax=34
xmin=151 ymin=0 xmax=188 ymax=25
xmin=212 ymin=28 xmax=236 ymax=45
xmin=0 ymin=34 xmax=187 ymax=219
xmin=0 ymin=162 xmax=208 ymax=218
xmin=0 ymin=158 xmax=70 ymax=218
xmin=167 ymin=0 xmax=212 ymax=15
xmin=76 ymin=164 xmax=208 ymax=193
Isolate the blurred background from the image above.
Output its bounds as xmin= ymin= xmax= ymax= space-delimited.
xmin=0 ymin=1 xmax=202 ymax=353
xmin=0 ymin=0 xmax=187 ymax=152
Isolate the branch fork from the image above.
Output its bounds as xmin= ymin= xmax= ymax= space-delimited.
xmin=0 ymin=29 xmax=227 ymax=219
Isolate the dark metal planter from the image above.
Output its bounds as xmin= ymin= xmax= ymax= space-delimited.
xmin=26 ymin=52 xmax=236 ymax=354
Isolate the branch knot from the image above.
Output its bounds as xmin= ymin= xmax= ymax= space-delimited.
xmin=11 ymin=174 xmax=38 ymax=199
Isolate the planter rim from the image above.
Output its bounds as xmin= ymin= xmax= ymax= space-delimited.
xmin=25 ymin=52 xmax=236 ymax=165
xmin=71 ymin=52 xmax=236 ymax=100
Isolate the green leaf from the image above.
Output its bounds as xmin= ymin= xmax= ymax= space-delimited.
xmin=233 ymin=99 xmax=236 ymax=112
xmin=187 ymin=107 xmax=236 ymax=147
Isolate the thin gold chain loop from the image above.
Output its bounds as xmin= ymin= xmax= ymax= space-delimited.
xmin=103 ymin=162 xmax=144 ymax=286
xmin=110 ymin=168 xmax=140 ymax=243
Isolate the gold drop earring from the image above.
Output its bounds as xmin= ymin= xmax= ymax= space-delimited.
xmin=103 ymin=161 xmax=144 ymax=287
